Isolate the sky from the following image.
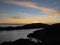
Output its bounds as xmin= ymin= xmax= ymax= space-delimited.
xmin=0 ymin=0 xmax=60 ymax=24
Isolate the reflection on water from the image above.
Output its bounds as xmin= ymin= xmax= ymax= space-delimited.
xmin=0 ymin=28 xmax=42 ymax=43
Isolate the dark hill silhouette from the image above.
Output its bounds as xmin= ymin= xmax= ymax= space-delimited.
xmin=27 ymin=23 xmax=60 ymax=45
xmin=0 ymin=41 xmax=11 ymax=45
xmin=50 ymin=23 xmax=60 ymax=29
xmin=0 ymin=39 xmax=41 ymax=45
xmin=11 ymin=39 xmax=41 ymax=45
xmin=0 ymin=23 xmax=49 ymax=31
xmin=22 ymin=23 xmax=49 ymax=29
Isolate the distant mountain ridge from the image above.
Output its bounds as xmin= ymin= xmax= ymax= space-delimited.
xmin=0 ymin=23 xmax=60 ymax=31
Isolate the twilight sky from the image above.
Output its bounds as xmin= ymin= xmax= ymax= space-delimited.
xmin=0 ymin=0 xmax=60 ymax=24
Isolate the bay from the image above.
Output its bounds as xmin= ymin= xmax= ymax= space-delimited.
xmin=0 ymin=28 xmax=42 ymax=43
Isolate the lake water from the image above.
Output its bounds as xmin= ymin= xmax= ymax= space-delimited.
xmin=0 ymin=28 xmax=42 ymax=43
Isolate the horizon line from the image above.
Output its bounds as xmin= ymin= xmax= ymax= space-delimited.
xmin=0 ymin=22 xmax=60 ymax=25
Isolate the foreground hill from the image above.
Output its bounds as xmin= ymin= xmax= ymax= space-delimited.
xmin=27 ymin=23 xmax=60 ymax=45
xmin=0 ymin=39 xmax=41 ymax=45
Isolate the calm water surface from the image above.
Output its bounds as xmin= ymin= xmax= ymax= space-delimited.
xmin=0 ymin=28 xmax=42 ymax=43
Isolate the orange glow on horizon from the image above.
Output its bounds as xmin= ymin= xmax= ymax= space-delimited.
xmin=0 ymin=22 xmax=59 ymax=24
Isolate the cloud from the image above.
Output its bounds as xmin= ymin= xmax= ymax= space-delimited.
xmin=6 ymin=0 xmax=56 ymax=12
xmin=17 ymin=12 xmax=39 ymax=19
xmin=16 ymin=12 xmax=42 ymax=22
xmin=0 ymin=12 xmax=60 ymax=24
xmin=5 ymin=0 xmax=60 ymax=18
xmin=43 ymin=12 xmax=60 ymax=18
xmin=6 ymin=1 xmax=56 ymax=12
xmin=11 ymin=16 xmax=23 ymax=20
